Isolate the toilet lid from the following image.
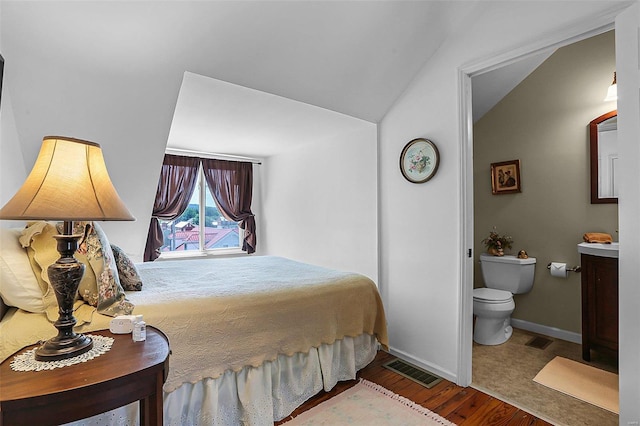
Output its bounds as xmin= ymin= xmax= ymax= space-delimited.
xmin=473 ymin=288 xmax=512 ymax=303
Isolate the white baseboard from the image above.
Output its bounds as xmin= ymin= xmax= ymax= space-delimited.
xmin=386 ymin=347 xmax=457 ymax=384
xmin=511 ymin=318 xmax=582 ymax=344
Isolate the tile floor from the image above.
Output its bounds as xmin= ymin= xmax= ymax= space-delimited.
xmin=471 ymin=327 xmax=618 ymax=426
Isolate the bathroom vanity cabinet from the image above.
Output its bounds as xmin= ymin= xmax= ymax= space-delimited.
xmin=580 ymin=253 xmax=618 ymax=361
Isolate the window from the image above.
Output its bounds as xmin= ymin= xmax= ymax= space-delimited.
xmin=144 ymin=152 xmax=256 ymax=262
xmin=159 ymin=165 xmax=241 ymax=254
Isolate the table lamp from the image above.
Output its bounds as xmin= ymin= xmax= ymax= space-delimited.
xmin=0 ymin=136 xmax=134 ymax=361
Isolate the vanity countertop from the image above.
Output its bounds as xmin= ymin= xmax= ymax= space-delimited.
xmin=578 ymin=242 xmax=619 ymax=258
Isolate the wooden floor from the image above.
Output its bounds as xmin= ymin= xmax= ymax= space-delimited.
xmin=276 ymin=350 xmax=553 ymax=425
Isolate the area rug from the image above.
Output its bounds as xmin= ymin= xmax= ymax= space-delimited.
xmin=533 ymin=356 xmax=618 ymax=413
xmin=283 ymin=379 xmax=456 ymax=425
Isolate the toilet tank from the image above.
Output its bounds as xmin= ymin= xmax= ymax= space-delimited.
xmin=480 ymin=253 xmax=536 ymax=294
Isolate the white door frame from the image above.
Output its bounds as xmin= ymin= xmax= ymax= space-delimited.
xmin=457 ymin=13 xmax=621 ymax=387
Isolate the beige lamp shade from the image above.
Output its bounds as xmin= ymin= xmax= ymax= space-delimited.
xmin=0 ymin=136 xmax=134 ymax=221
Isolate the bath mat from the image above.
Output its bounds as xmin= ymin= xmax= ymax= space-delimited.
xmin=533 ymin=356 xmax=618 ymax=413
xmin=283 ymin=378 xmax=456 ymax=425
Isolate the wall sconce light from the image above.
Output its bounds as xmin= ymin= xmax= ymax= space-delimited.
xmin=604 ymin=71 xmax=617 ymax=102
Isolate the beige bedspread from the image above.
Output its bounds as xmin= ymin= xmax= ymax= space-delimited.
xmin=0 ymin=256 xmax=387 ymax=392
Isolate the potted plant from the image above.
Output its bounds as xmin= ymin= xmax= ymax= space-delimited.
xmin=482 ymin=228 xmax=513 ymax=256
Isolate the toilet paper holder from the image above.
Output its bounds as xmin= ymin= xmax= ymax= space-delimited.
xmin=547 ymin=263 xmax=581 ymax=273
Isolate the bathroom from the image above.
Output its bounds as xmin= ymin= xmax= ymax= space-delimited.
xmin=471 ymin=29 xmax=618 ymax=421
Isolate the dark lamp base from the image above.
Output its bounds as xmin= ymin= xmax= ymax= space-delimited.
xmin=36 ymin=222 xmax=94 ymax=362
xmin=35 ymin=334 xmax=93 ymax=361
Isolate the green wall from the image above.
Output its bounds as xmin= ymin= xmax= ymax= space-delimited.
xmin=473 ymin=30 xmax=617 ymax=334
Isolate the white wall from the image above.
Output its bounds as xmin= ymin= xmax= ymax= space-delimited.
xmin=0 ymin=20 xmax=28 ymax=229
xmin=1 ymin=35 xmax=180 ymax=260
xmin=379 ymin=1 xmax=633 ymax=385
xmin=261 ymin=123 xmax=378 ymax=282
xmin=615 ymin=3 xmax=640 ymax=423
xmin=0 ymin=91 xmax=26 ymax=211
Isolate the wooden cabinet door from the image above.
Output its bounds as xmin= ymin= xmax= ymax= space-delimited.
xmin=582 ymin=254 xmax=618 ymax=360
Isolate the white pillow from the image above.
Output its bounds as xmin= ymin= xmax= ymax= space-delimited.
xmin=0 ymin=227 xmax=44 ymax=312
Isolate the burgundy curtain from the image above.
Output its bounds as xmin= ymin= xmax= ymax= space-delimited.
xmin=201 ymin=159 xmax=256 ymax=254
xmin=143 ymin=155 xmax=200 ymax=261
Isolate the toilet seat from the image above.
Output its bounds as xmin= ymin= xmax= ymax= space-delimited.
xmin=473 ymin=288 xmax=512 ymax=303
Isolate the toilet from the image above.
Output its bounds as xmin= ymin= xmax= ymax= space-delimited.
xmin=473 ymin=253 xmax=536 ymax=345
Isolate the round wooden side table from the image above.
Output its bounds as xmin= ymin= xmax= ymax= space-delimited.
xmin=0 ymin=326 xmax=170 ymax=426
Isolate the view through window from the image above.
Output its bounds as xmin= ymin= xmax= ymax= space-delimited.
xmin=159 ymin=169 xmax=240 ymax=253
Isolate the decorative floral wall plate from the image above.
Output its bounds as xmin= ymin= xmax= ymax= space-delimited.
xmin=400 ymin=138 xmax=440 ymax=183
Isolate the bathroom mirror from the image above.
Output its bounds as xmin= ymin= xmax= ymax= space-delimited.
xmin=589 ymin=110 xmax=618 ymax=204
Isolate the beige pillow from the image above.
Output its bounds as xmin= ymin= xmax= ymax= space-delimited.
xmin=20 ymin=221 xmax=134 ymax=321
xmin=20 ymin=222 xmax=95 ymax=320
xmin=0 ymin=227 xmax=44 ymax=312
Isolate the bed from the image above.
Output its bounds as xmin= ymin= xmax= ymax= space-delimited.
xmin=0 ymin=225 xmax=388 ymax=425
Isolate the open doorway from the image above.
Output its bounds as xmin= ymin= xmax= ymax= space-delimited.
xmin=460 ymin=25 xmax=619 ymax=424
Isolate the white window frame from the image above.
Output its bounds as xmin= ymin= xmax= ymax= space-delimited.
xmin=158 ymin=162 xmax=244 ymax=259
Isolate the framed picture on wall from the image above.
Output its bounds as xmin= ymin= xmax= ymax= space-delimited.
xmin=399 ymin=138 xmax=440 ymax=183
xmin=490 ymin=159 xmax=521 ymax=194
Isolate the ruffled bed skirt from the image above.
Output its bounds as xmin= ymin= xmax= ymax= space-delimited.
xmin=63 ymin=334 xmax=378 ymax=425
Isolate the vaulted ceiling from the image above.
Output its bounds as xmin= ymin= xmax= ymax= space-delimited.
xmin=0 ymin=1 xmax=625 ymax=158
xmin=2 ymin=1 xmax=479 ymax=122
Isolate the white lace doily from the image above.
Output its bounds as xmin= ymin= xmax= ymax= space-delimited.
xmin=10 ymin=334 xmax=115 ymax=372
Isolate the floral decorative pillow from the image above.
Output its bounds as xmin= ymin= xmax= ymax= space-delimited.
xmin=111 ymin=244 xmax=143 ymax=291
xmin=62 ymin=222 xmax=134 ymax=317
